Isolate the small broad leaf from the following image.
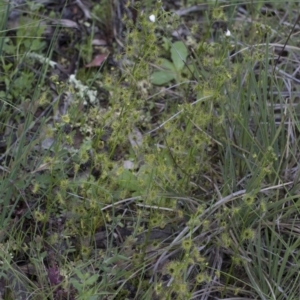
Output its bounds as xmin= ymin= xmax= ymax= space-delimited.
xmin=69 ymin=279 xmax=82 ymax=291
xmin=85 ymin=274 xmax=99 ymax=286
xmin=162 ymin=36 xmax=171 ymax=51
xmin=104 ymin=254 xmax=130 ymax=265
xmin=160 ymin=58 xmax=176 ymax=71
xmin=150 ymin=71 xmax=176 ymax=85
xmin=117 ymin=169 xmax=139 ymax=191
xmin=171 ymin=41 xmax=188 ymax=71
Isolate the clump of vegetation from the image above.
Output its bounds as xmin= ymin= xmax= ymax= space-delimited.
xmin=0 ymin=0 xmax=300 ymax=299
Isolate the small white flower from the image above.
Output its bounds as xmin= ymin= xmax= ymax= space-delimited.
xmin=225 ymin=29 xmax=231 ymax=37
xmin=149 ymin=14 xmax=156 ymax=23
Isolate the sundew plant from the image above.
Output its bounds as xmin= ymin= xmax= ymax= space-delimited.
xmin=0 ymin=1 xmax=300 ymax=299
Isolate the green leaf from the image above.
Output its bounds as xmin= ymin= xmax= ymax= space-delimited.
xmin=70 ymin=279 xmax=82 ymax=292
xmin=2 ymin=62 xmax=13 ymax=73
xmin=150 ymin=71 xmax=176 ymax=85
xmin=117 ymin=169 xmax=139 ymax=191
xmin=104 ymin=254 xmax=130 ymax=265
xmin=171 ymin=41 xmax=188 ymax=71
xmin=3 ymin=42 xmax=15 ymax=55
xmin=160 ymin=58 xmax=176 ymax=71
xmin=182 ymin=64 xmax=195 ymax=78
xmin=35 ymin=174 xmax=53 ymax=188
xmin=74 ymin=269 xmax=87 ymax=280
xmin=85 ymin=274 xmax=99 ymax=286
xmin=162 ymin=37 xmax=171 ymax=51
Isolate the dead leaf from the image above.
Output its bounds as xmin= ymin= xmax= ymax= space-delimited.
xmin=51 ymin=19 xmax=80 ymax=30
xmin=31 ymin=162 xmax=52 ymax=174
xmin=85 ymin=54 xmax=108 ymax=68
xmin=75 ymin=0 xmax=92 ymax=19
xmin=123 ymin=160 xmax=135 ymax=170
xmin=92 ymin=39 xmax=108 ymax=46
